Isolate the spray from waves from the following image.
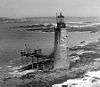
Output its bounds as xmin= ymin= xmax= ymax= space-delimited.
xmin=52 ymin=70 xmax=100 ymax=87
xmin=0 ymin=65 xmax=23 ymax=79
xmin=66 ymin=22 xmax=100 ymax=28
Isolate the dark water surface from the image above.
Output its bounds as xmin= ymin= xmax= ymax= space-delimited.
xmin=0 ymin=22 xmax=54 ymax=65
xmin=0 ymin=22 xmax=100 ymax=66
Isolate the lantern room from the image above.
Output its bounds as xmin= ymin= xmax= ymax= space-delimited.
xmin=57 ymin=13 xmax=66 ymax=28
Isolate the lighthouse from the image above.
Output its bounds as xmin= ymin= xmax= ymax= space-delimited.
xmin=54 ymin=12 xmax=70 ymax=69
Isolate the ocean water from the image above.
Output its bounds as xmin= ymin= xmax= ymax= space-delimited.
xmin=0 ymin=22 xmax=54 ymax=65
xmin=0 ymin=17 xmax=100 ymax=78
xmin=0 ymin=23 xmax=99 ymax=65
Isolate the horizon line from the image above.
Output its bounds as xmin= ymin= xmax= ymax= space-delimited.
xmin=0 ymin=16 xmax=100 ymax=19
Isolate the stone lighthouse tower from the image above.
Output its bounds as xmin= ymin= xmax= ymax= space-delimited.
xmin=54 ymin=13 xmax=70 ymax=69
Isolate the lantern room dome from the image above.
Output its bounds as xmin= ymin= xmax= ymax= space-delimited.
xmin=57 ymin=13 xmax=64 ymax=18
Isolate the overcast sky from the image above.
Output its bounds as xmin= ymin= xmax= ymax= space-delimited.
xmin=0 ymin=0 xmax=100 ymax=18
